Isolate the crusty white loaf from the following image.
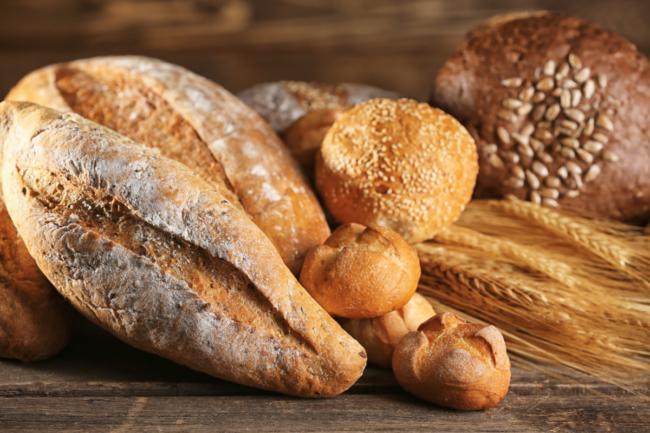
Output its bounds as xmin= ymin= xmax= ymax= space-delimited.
xmin=0 ymin=101 xmax=366 ymax=397
xmin=6 ymin=56 xmax=330 ymax=274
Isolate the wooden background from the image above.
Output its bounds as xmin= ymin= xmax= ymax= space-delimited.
xmin=2 ymin=1 xmax=650 ymax=431
xmin=2 ymin=0 xmax=650 ymax=101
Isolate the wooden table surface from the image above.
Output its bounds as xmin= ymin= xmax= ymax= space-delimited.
xmin=1 ymin=0 xmax=650 ymax=431
xmin=1 ymin=314 xmax=648 ymax=432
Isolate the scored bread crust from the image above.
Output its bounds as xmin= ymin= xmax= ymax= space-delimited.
xmin=0 ymin=101 xmax=366 ymax=397
xmin=392 ymin=313 xmax=510 ymax=410
xmin=0 ymin=192 xmax=72 ymax=362
xmin=6 ymin=56 xmax=330 ymax=274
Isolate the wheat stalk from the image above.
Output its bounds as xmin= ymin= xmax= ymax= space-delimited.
xmin=490 ymin=200 xmax=650 ymax=285
xmin=435 ymin=225 xmax=583 ymax=288
xmin=415 ymin=201 xmax=650 ymax=397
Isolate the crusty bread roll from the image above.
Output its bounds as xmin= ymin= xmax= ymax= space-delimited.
xmin=237 ymin=81 xmax=400 ymax=135
xmin=5 ymin=56 xmax=330 ymax=274
xmin=283 ymin=108 xmax=347 ymax=183
xmin=392 ymin=312 xmax=511 ymax=410
xmin=0 ymin=193 xmax=72 ymax=362
xmin=340 ymin=293 xmax=435 ymax=368
xmin=300 ymin=223 xmax=420 ymax=319
xmin=0 ymin=101 xmax=366 ymax=397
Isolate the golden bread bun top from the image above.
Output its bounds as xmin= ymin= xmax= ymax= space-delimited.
xmin=299 ymin=223 xmax=420 ymax=319
xmin=317 ymin=98 xmax=478 ymax=243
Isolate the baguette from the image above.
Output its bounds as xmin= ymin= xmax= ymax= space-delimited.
xmin=0 ymin=101 xmax=366 ymax=397
xmin=6 ymin=56 xmax=330 ymax=274
xmin=0 ymin=192 xmax=72 ymax=361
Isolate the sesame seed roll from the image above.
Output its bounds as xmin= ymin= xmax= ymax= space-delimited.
xmin=315 ymin=98 xmax=478 ymax=243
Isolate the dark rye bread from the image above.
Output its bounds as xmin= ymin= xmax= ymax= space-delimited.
xmin=0 ymin=101 xmax=366 ymax=397
xmin=431 ymin=13 xmax=650 ymax=223
xmin=6 ymin=56 xmax=330 ymax=274
xmin=238 ymin=81 xmax=400 ymax=135
xmin=0 ymin=192 xmax=72 ymax=362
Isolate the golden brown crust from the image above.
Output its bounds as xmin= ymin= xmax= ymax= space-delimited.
xmin=392 ymin=312 xmax=511 ymax=410
xmin=0 ymin=101 xmax=366 ymax=397
xmin=0 ymin=194 xmax=72 ymax=362
xmin=6 ymin=56 xmax=330 ymax=274
xmin=299 ymin=223 xmax=420 ymax=319
xmin=283 ymin=108 xmax=347 ymax=184
xmin=340 ymin=293 xmax=435 ymax=368
xmin=316 ymin=99 xmax=478 ymax=243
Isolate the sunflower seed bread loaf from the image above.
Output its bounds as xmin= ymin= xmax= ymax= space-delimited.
xmin=431 ymin=13 xmax=650 ymax=223
xmin=0 ymin=192 xmax=72 ymax=362
xmin=6 ymin=56 xmax=330 ymax=274
xmin=0 ymin=101 xmax=366 ymax=397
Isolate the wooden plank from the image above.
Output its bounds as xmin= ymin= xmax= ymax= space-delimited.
xmin=1 ymin=393 xmax=648 ymax=432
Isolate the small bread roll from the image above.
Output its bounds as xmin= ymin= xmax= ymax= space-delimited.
xmin=284 ymin=108 xmax=347 ymax=182
xmin=299 ymin=223 xmax=420 ymax=319
xmin=316 ymin=98 xmax=478 ymax=243
xmin=340 ymin=293 xmax=435 ymax=368
xmin=393 ymin=312 xmax=511 ymax=410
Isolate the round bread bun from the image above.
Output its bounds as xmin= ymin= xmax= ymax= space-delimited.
xmin=431 ymin=13 xmax=650 ymax=223
xmin=237 ymin=81 xmax=400 ymax=135
xmin=284 ymin=108 xmax=347 ymax=183
xmin=339 ymin=293 xmax=435 ymax=368
xmin=299 ymin=223 xmax=420 ymax=319
xmin=393 ymin=312 xmax=511 ymax=410
xmin=315 ymin=98 xmax=478 ymax=243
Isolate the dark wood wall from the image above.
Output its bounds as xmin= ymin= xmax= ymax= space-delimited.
xmin=1 ymin=0 xmax=650 ymax=100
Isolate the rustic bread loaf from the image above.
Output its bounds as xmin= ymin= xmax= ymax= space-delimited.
xmin=6 ymin=56 xmax=330 ymax=274
xmin=237 ymin=81 xmax=400 ymax=135
xmin=316 ymin=99 xmax=478 ymax=243
xmin=0 ymin=101 xmax=366 ymax=397
xmin=392 ymin=312 xmax=511 ymax=410
xmin=340 ymin=293 xmax=435 ymax=368
xmin=431 ymin=13 xmax=650 ymax=223
xmin=0 ymin=193 xmax=72 ymax=362
xmin=300 ymin=223 xmax=420 ymax=319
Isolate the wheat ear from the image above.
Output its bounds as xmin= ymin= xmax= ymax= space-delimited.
xmin=434 ymin=225 xmax=582 ymax=288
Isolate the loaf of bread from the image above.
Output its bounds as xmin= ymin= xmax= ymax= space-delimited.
xmin=316 ymin=98 xmax=478 ymax=243
xmin=340 ymin=293 xmax=435 ymax=368
xmin=238 ymin=81 xmax=400 ymax=135
xmin=0 ymin=193 xmax=72 ymax=362
xmin=0 ymin=101 xmax=366 ymax=397
xmin=431 ymin=13 xmax=650 ymax=223
xmin=6 ymin=56 xmax=330 ymax=274
xmin=300 ymin=223 xmax=420 ymax=319
xmin=392 ymin=312 xmax=511 ymax=410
